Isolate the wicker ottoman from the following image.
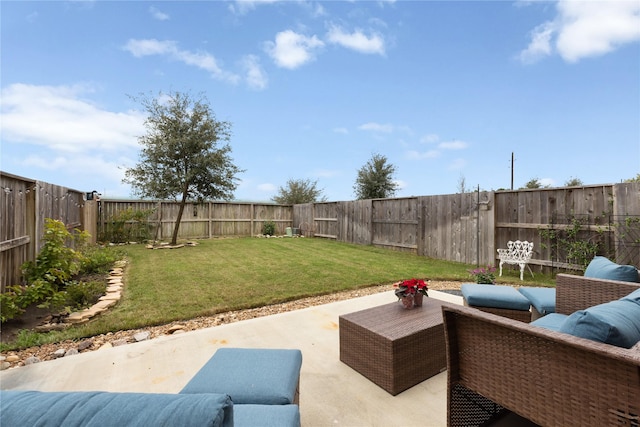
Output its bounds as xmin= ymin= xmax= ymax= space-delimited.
xmin=461 ymin=284 xmax=531 ymax=322
xmin=339 ymin=298 xmax=449 ymax=395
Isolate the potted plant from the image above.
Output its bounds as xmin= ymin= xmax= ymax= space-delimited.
xmin=468 ymin=265 xmax=496 ymax=284
xmin=394 ymin=278 xmax=429 ymax=309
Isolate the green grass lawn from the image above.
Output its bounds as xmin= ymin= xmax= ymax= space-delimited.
xmin=3 ymin=237 xmax=554 ymax=350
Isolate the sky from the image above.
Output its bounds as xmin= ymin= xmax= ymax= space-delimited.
xmin=1 ymin=0 xmax=639 ymax=202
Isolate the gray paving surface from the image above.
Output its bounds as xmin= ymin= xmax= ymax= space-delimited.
xmin=1 ymin=291 xmax=465 ymax=426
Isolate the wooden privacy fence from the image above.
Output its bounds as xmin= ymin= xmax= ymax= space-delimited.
xmin=3 ymin=169 xmax=639 ymax=292
xmin=293 ymin=183 xmax=639 ymax=272
xmin=0 ymin=172 xmax=93 ymax=292
xmin=98 ymin=200 xmax=293 ymax=242
xmin=293 ymin=191 xmax=495 ymax=265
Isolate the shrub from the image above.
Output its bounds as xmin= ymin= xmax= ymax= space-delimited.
xmin=262 ymin=220 xmax=276 ymax=236
xmin=1 ymin=218 xmax=120 ymax=323
xmin=99 ymin=208 xmax=155 ymax=243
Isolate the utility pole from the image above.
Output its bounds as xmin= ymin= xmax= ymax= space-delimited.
xmin=511 ymin=152 xmax=514 ymax=190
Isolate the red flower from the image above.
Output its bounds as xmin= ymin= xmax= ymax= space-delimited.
xmin=395 ymin=278 xmax=429 ymax=298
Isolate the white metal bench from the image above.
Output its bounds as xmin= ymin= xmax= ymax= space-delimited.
xmin=497 ymin=240 xmax=534 ymax=280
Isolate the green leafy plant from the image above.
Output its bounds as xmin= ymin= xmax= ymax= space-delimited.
xmin=468 ymin=265 xmax=496 ymax=284
xmin=22 ymin=218 xmax=88 ymax=288
xmin=100 ymin=208 xmax=155 ymax=243
xmin=262 ymin=220 xmax=276 ymax=236
xmin=2 ymin=219 xmax=118 ymax=323
xmin=539 ymin=215 xmax=604 ymax=270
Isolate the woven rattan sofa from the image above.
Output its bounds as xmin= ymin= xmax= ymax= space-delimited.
xmin=443 ymin=273 xmax=640 ymax=427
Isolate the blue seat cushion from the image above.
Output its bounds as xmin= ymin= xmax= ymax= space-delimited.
xmin=531 ymin=313 xmax=568 ymax=332
xmin=622 ymin=288 xmax=640 ymax=304
xmin=461 ymin=284 xmax=531 ymax=311
xmin=584 ymin=256 xmax=639 ymax=282
xmin=234 ymin=405 xmax=300 ymax=427
xmin=559 ymin=298 xmax=640 ymax=348
xmin=0 ymin=390 xmax=232 ymax=427
xmin=180 ymin=348 xmax=302 ymax=405
xmin=519 ymin=287 xmax=556 ymax=315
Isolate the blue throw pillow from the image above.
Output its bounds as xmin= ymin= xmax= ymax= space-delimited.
xmin=584 ymin=256 xmax=639 ymax=282
xmin=559 ymin=299 xmax=640 ymax=348
xmin=622 ymin=288 xmax=640 ymax=304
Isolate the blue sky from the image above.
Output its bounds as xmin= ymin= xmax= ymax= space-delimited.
xmin=2 ymin=1 xmax=639 ymax=202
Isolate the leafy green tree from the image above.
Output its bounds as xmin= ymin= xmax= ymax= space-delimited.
xmin=522 ymin=177 xmax=546 ymax=189
xmin=272 ymin=178 xmax=327 ymax=204
xmin=564 ymin=177 xmax=583 ymax=187
xmin=124 ymin=91 xmax=243 ymax=245
xmin=623 ymin=173 xmax=640 ymax=183
xmin=353 ymin=153 xmax=399 ymax=200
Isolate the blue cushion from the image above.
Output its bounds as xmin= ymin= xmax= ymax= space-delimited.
xmin=518 ymin=287 xmax=556 ymax=315
xmin=461 ymin=284 xmax=531 ymax=311
xmin=180 ymin=348 xmax=302 ymax=405
xmin=0 ymin=390 xmax=232 ymax=427
xmin=559 ymin=299 xmax=640 ymax=348
xmin=584 ymin=256 xmax=639 ymax=282
xmin=531 ymin=313 xmax=568 ymax=332
xmin=234 ymin=405 xmax=300 ymax=427
xmin=622 ymin=288 xmax=640 ymax=304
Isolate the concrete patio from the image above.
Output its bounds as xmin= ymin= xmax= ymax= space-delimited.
xmin=0 ymin=290 xmax=529 ymax=426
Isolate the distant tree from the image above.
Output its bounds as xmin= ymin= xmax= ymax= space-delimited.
xmin=457 ymin=174 xmax=469 ymax=194
xmin=272 ymin=179 xmax=327 ymax=204
xmin=522 ymin=177 xmax=543 ymax=189
xmin=353 ymin=153 xmax=399 ymax=200
xmin=564 ymin=177 xmax=583 ymax=187
xmin=623 ymin=173 xmax=640 ymax=183
xmin=124 ymin=91 xmax=243 ymax=246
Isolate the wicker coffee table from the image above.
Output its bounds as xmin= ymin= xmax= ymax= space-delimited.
xmin=339 ymin=297 xmax=450 ymax=395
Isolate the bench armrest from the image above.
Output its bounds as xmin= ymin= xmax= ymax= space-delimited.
xmin=555 ymin=273 xmax=640 ymax=315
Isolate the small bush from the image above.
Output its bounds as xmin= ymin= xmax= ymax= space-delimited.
xmin=62 ymin=280 xmax=107 ymax=310
xmin=100 ymin=208 xmax=155 ymax=243
xmin=80 ymin=246 xmax=122 ymax=275
xmin=1 ymin=218 xmax=121 ymax=323
xmin=262 ymin=220 xmax=276 ymax=236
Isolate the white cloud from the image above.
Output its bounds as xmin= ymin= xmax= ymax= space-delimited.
xmin=540 ymin=177 xmax=555 ymax=187
xmin=0 ymin=83 xmax=145 ymax=153
xmin=420 ymin=134 xmax=440 ymax=144
xmin=438 ymin=140 xmax=468 ymax=150
xmin=326 ymin=25 xmax=386 ymax=55
xmin=394 ymin=179 xmax=406 ymax=191
xmin=556 ymin=0 xmax=640 ymax=62
xmin=358 ymin=122 xmax=393 ymax=133
xmin=229 ymin=0 xmax=282 ymax=14
xmin=258 ymin=183 xmax=277 ymax=192
xmin=149 ymin=6 xmax=169 ymax=21
xmin=241 ymin=55 xmax=268 ymax=90
xmin=407 ymin=150 xmax=440 ymax=160
xmin=519 ymin=21 xmax=555 ymax=64
xmin=264 ymin=30 xmax=325 ymax=69
xmin=519 ymin=0 xmax=640 ymax=63
xmin=333 ymin=127 xmax=349 ymax=134
xmin=123 ymin=39 xmax=240 ymax=84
